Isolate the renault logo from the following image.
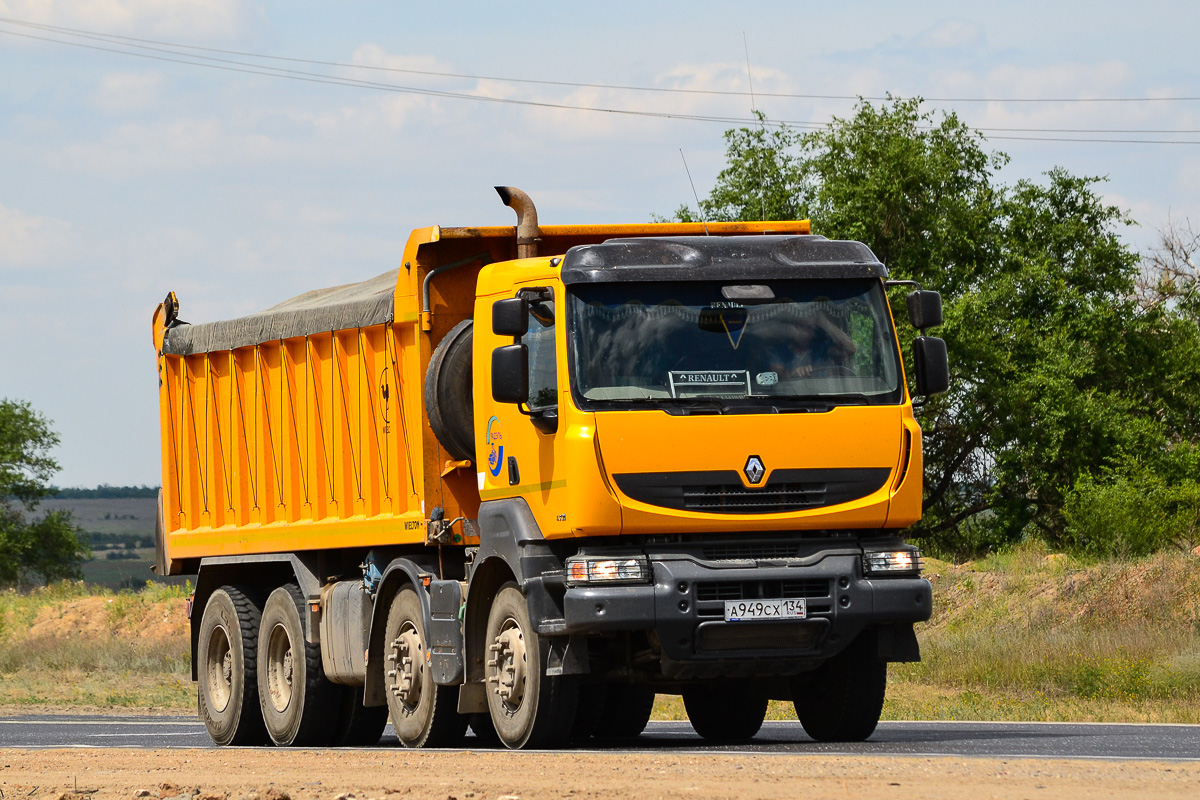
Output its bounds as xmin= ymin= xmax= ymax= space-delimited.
xmin=744 ymin=455 xmax=765 ymax=485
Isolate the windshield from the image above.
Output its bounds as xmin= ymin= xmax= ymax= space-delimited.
xmin=569 ymin=279 xmax=903 ymax=410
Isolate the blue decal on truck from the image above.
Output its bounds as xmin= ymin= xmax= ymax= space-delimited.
xmin=486 ymin=415 xmax=504 ymax=477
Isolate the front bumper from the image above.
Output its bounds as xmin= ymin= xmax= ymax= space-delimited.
xmin=562 ymin=552 xmax=931 ymax=679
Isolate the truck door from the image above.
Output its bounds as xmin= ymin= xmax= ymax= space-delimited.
xmin=480 ymin=285 xmax=570 ymax=536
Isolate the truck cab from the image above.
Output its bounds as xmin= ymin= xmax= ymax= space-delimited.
xmin=462 ymin=233 xmax=942 ymax=746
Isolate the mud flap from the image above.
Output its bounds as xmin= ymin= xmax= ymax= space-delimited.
xmin=875 ymin=623 xmax=920 ymax=662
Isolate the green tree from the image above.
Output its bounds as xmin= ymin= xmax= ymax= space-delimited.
xmin=0 ymin=399 xmax=90 ymax=586
xmin=670 ymin=111 xmax=808 ymax=224
xmin=670 ymin=99 xmax=1200 ymax=556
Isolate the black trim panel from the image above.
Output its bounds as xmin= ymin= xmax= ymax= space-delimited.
xmin=613 ymin=467 xmax=891 ymax=514
xmin=561 ymin=235 xmax=887 ymax=284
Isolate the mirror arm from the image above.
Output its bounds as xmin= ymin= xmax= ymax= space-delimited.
xmin=514 ymin=402 xmax=559 ymax=434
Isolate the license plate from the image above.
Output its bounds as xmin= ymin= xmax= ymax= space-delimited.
xmin=724 ymin=598 xmax=807 ymax=622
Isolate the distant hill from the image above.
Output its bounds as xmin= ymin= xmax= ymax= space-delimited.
xmin=52 ymin=485 xmax=160 ymax=499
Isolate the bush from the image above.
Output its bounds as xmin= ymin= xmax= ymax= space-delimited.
xmin=1063 ymin=470 xmax=1200 ymax=557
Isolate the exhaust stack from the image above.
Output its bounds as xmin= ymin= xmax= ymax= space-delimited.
xmin=495 ymin=186 xmax=540 ymax=259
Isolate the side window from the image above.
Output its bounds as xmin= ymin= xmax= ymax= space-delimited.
xmin=524 ymin=290 xmax=557 ymax=411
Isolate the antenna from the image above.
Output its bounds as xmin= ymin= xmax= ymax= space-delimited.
xmin=744 ymin=32 xmax=767 ymax=226
xmin=679 ymin=149 xmax=710 ymax=236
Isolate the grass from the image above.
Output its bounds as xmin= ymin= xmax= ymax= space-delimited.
xmin=3 ymin=543 xmax=1200 ymax=720
xmin=886 ymin=542 xmax=1200 ymax=721
xmin=652 ymin=542 xmax=1200 ymax=724
xmin=0 ymin=581 xmax=193 ymax=710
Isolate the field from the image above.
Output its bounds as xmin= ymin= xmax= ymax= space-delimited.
xmin=39 ymin=497 xmax=193 ymax=590
xmin=1 ymin=542 xmax=1198 ymax=721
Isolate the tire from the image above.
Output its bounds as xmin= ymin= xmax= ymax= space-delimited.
xmin=331 ymin=685 xmax=389 ymax=747
xmin=793 ymin=632 xmax=887 ymax=743
xmin=593 ymin=684 xmax=656 ymax=740
xmin=425 ymin=319 xmax=475 ymax=463
xmin=484 ymin=582 xmax=578 ymax=749
xmin=196 ymin=586 xmax=267 ymax=746
xmin=570 ymin=683 xmax=606 ymax=743
xmin=257 ymin=583 xmax=338 ymax=746
xmin=383 ymin=588 xmax=467 ymax=748
xmin=682 ymin=682 xmax=767 ymax=742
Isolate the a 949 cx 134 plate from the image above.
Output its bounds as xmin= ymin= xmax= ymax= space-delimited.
xmin=724 ymin=598 xmax=807 ymax=622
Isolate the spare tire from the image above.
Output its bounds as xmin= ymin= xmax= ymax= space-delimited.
xmin=425 ymin=319 xmax=475 ymax=463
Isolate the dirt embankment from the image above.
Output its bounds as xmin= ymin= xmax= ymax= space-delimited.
xmin=4 ymin=749 xmax=1200 ymax=800
xmin=22 ymin=596 xmax=187 ymax=642
xmin=0 ymin=588 xmax=191 ymax=712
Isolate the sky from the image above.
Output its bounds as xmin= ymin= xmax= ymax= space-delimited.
xmin=1 ymin=0 xmax=1198 ymax=488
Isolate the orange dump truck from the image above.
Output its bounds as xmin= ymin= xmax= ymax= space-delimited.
xmin=152 ymin=187 xmax=948 ymax=749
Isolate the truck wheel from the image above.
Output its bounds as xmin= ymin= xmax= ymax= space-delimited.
xmin=485 ymin=582 xmax=578 ymax=749
xmin=384 ymin=588 xmax=467 ymax=748
xmin=196 ymin=586 xmax=267 ymax=746
xmin=793 ymin=633 xmax=887 ymax=742
xmin=569 ymin=683 xmax=606 ymax=742
xmin=424 ymin=319 xmax=474 ymax=463
xmin=331 ymin=685 xmax=389 ymax=746
xmin=682 ymin=682 xmax=767 ymax=741
xmin=593 ymin=684 xmax=656 ymax=740
xmin=257 ymin=583 xmax=337 ymax=746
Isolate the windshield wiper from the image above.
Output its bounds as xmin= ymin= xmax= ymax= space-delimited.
xmin=764 ymin=393 xmax=874 ymax=410
xmin=658 ymin=397 xmax=727 ymax=415
xmin=769 ymin=393 xmax=871 ymax=403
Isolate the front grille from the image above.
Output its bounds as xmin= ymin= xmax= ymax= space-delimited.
xmin=696 ymin=579 xmax=830 ymax=602
xmin=683 ymin=482 xmax=824 ymax=513
xmin=613 ymin=468 xmax=891 ymax=515
xmin=702 ymin=541 xmax=802 ymax=560
xmin=696 ymin=621 xmax=821 ymax=652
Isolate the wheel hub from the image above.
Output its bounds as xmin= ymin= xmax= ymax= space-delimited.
xmin=266 ymin=622 xmax=295 ymax=713
xmin=487 ymin=621 xmax=526 ymax=708
xmin=206 ymin=624 xmax=233 ymax=713
xmin=387 ymin=625 xmax=425 ymax=707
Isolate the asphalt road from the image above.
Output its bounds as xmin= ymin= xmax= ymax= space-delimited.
xmin=1 ymin=716 xmax=1198 ymax=760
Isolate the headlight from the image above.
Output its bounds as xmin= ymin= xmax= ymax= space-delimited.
xmin=863 ymin=549 xmax=921 ymax=576
xmin=565 ymin=556 xmax=651 ymax=586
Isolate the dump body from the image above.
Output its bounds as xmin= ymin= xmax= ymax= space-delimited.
xmin=152 ymin=221 xmax=810 ymax=573
xmin=155 ymin=210 xmax=938 ymax=750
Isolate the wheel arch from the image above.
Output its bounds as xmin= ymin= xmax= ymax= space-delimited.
xmin=465 ymin=498 xmax=548 ymax=684
xmin=190 ymin=555 xmax=316 ymax=681
xmin=363 ymin=559 xmax=432 ymax=707
xmin=463 ymin=556 xmax=517 ymax=684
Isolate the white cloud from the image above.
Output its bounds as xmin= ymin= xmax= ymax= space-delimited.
xmin=0 ymin=203 xmax=74 ymax=268
xmin=58 ymin=117 xmax=313 ymax=176
xmin=912 ymin=20 xmax=984 ymax=50
xmin=0 ymin=0 xmax=248 ymax=38
xmin=350 ymin=43 xmax=451 ymax=75
xmin=92 ymin=70 xmax=164 ymax=114
xmin=1174 ymin=156 xmax=1200 ymax=198
xmin=981 ymin=61 xmax=1133 ymax=102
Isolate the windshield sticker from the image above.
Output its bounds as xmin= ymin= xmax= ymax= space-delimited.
xmin=698 ymin=306 xmax=748 ymax=350
xmin=669 ymin=370 xmax=751 ymax=398
xmin=756 ymin=371 xmax=779 ymax=386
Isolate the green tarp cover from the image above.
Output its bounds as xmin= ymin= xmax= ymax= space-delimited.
xmin=162 ymin=269 xmax=400 ymax=356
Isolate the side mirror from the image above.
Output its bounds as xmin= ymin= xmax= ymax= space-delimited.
xmin=493 ymin=297 xmax=529 ymax=337
xmin=913 ymin=336 xmax=950 ymax=396
xmin=906 ymin=290 xmax=943 ymax=330
xmin=492 ymin=344 xmax=528 ymax=403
